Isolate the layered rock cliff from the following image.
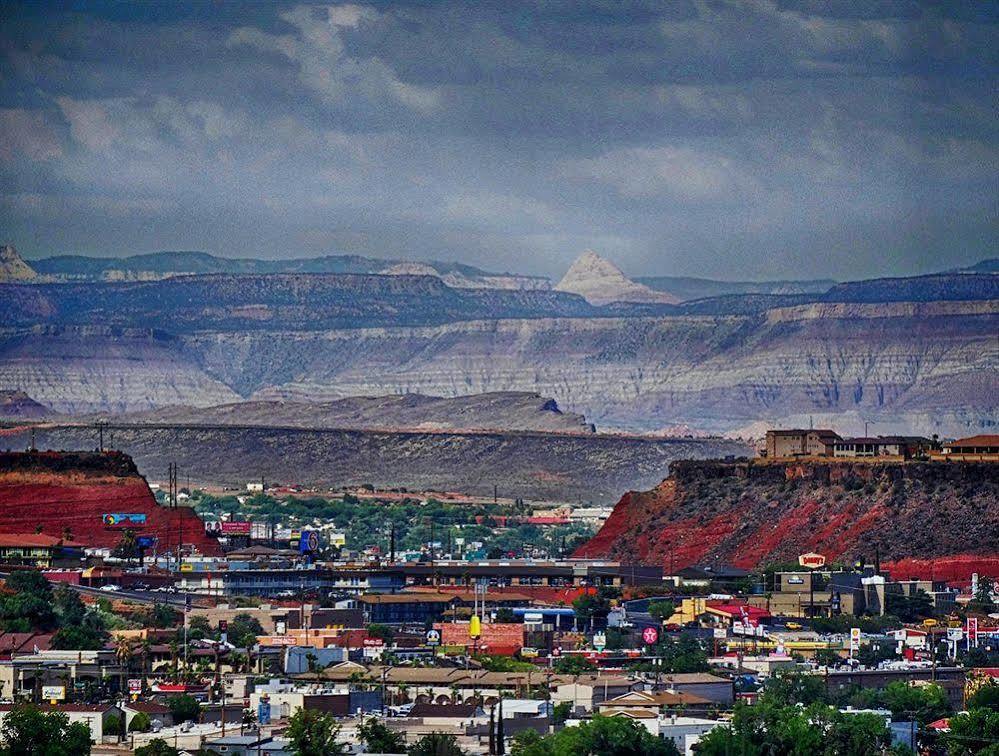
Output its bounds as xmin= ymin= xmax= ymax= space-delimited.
xmin=574 ymin=458 xmax=999 ymax=579
xmin=0 ymin=270 xmax=995 ymax=434
xmin=0 ymin=450 xmax=220 ymax=554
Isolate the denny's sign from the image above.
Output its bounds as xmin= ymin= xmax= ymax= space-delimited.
xmin=798 ymin=552 xmax=826 ymax=569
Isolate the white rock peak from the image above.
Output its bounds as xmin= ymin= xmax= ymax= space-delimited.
xmin=555 ymin=250 xmax=678 ymax=306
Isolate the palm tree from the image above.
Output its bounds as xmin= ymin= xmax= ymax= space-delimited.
xmin=139 ymin=638 xmax=152 ymax=675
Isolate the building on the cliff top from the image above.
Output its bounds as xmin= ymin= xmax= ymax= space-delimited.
xmin=832 ymin=436 xmax=935 ymax=459
xmin=765 ymin=429 xmax=841 ymax=458
xmin=939 ymin=435 xmax=999 ymax=460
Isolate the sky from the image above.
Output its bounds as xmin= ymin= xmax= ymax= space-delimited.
xmin=0 ymin=1 xmax=996 ymax=281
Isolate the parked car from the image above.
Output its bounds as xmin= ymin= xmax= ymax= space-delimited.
xmin=99 ymin=584 xmax=121 ymax=592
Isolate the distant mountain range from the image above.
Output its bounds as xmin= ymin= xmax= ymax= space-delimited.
xmin=11 ymin=243 xmax=997 ymax=303
xmin=2 ymin=242 xmax=996 ymax=438
xmin=24 ymin=248 xmax=550 ymax=290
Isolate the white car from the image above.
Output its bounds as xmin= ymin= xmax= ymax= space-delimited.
xmin=99 ymin=584 xmax=121 ymax=592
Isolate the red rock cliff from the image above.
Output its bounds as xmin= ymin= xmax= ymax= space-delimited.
xmin=0 ymin=450 xmax=220 ymax=555
xmin=574 ymin=459 xmax=999 ymax=580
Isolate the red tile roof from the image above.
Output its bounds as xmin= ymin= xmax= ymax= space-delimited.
xmin=0 ymin=533 xmax=82 ymax=548
xmin=946 ymin=435 xmax=999 ymax=448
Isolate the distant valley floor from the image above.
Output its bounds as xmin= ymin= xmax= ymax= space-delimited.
xmin=0 ymin=424 xmax=753 ymax=503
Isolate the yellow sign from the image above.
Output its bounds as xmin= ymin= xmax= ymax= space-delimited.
xmin=922 ymin=618 xmax=939 ymax=628
xmin=469 ymin=615 xmax=481 ymax=639
xmin=180 ymin=563 xmax=193 ymax=572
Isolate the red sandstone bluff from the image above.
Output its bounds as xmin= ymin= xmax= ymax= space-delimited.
xmin=575 ymin=458 xmax=999 ymax=582
xmin=0 ymin=450 xmax=220 ymax=555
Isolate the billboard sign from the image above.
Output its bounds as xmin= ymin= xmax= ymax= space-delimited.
xmin=798 ymin=553 xmax=826 ymax=569
xmin=42 ymin=685 xmax=65 ymax=701
xmin=127 ymin=679 xmax=142 ymax=694
xmin=103 ymin=513 xmax=147 ymax=528
xmin=220 ymin=521 xmax=252 ymax=536
xmin=425 ymin=629 xmax=441 ymax=647
xmin=642 ymin=626 xmax=659 ymax=645
xmin=299 ymin=530 xmax=320 ymax=553
xmin=850 ymin=627 xmax=861 ymax=653
xmin=593 ymin=632 xmax=606 ymax=651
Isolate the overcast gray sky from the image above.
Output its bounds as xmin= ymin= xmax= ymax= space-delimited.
xmin=1 ymin=1 xmax=996 ymax=280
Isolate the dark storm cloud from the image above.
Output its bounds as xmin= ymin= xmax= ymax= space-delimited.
xmin=0 ymin=0 xmax=995 ymax=279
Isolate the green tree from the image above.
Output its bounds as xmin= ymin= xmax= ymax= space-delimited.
xmin=967 ymin=681 xmax=999 ymax=712
xmin=696 ymin=700 xmax=892 ymax=756
xmin=188 ymin=616 xmax=212 ymax=641
xmin=815 ymin=649 xmax=843 ymax=667
xmin=552 ymin=654 xmax=597 ymax=675
xmin=648 ymin=600 xmax=676 ymax=622
xmin=657 ymin=635 xmax=710 ymax=673
xmin=52 ymin=585 xmax=87 ymax=626
xmin=572 ymin=592 xmax=611 ymax=627
xmin=475 ymin=655 xmax=535 ymax=672
xmin=367 ymin=623 xmax=395 ymax=644
xmin=129 ymin=711 xmax=153 ymax=732
xmin=227 ymin=613 xmax=264 ymax=648
xmin=493 ymin=608 xmax=516 ymax=624
xmin=357 ymin=717 xmax=406 ymax=753
xmin=509 ymin=715 xmax=679 ymax=756
xmin=0 ymin=704 xmax=93 ymax=755
xmin=553 ymin=701 xmax=572 ymax=725
xmin=167 ymin=694 xmax=201 ymax=724
xmin=287 ymin=708 xmax=345 ymax=756
xmin=763 ymin=669 xmax=829 ymax=706
xmin=886 ymin=590 xmax=935 ymax=622
xmin=133 ymin=739 xmax=181 ymax=756
xmin=148 ymin=603 xmax=180 ymax=629
xmin=407 ymin=732 xmax=465 ymax=756
xmin=112 ymin=529 xmax=139 ymax=560
xmin=970 ymin=576 xmax=996 ymax=612
xmin=4 ymin=569 xmax=52 ymax=596
xmin=0 ymin=571 xmax=56 ymax=632
xmin=942 ymin=707 xmax=999 ymax=756
xmin=51 ymin=624 xmax=108 ymax=650
xmin=881 ymin=682 xmax=951 ymax=726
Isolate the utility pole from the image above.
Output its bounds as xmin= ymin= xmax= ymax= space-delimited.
xmin=389 ymin=522 xmax=396 ymax=563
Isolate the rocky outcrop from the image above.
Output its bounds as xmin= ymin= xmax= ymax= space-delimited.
xmin=380 ymin=262 xmax=551 ymax=290
xmin=0 ymin=245 xmax=36 ymax=282
xmin=105 ymin=392 xmax=595 ymax=434
xmin=8 ymin=426 xmax=751 ymax=502
xmin=0 ymin=390 xmax=52 ymax=419
xmin=574 ymin=458 xmax=999 ymax=579
xmin=0 ymin=450 xmax=220 ymax=554
xmin=555 ymin=251 xmax=679 ymax=305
